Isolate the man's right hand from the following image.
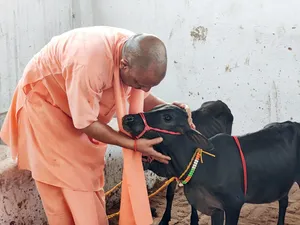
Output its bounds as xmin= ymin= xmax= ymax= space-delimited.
xmin=81 ymin=121 xmax=171 ymax=164
xmin=135 ymin=137 xmax=171 ymax=164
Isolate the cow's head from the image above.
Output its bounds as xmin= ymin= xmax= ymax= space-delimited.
xmin=192 ymin=100 xmax=234 ymax=137
xmin=122 ymin=104 xmax=214 ymax=177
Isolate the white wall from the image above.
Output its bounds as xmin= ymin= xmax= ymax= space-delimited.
xmin=95 ymin=0 xmax=300 ymax=135
xmin=0 ymin=0 xmax=95 ymax=116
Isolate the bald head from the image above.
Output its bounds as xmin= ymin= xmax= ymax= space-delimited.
xmin=122 ymin=34 xmax=167 ymax=79
xmin=119 ymin=33 xmax=168 ymax=91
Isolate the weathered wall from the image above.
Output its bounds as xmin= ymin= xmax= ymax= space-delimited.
xmin=0 ymin=0 xmax=96 ymax=115
xmin=0 ymin=0 xmax=96 ymax=143
xmin=95 ymin=0 xmax=300 ymax=135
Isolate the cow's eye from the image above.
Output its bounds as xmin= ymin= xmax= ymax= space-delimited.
xmin=163 ymin=114 xmax=172 ymax=122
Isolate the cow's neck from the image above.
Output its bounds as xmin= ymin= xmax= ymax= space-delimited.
xmin=178 ymin=147 xmax=215 ymax=186
xmin=162 ymin=135 xmax=215 ymax=185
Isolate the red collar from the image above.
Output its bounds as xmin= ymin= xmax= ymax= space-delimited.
xmin=232 ymin=136 xmax=248 ymax=195
xmin=136 ymin=113 xmax=182 ymax=139
xmin=136 ymin=113 xmax=182 ymax=163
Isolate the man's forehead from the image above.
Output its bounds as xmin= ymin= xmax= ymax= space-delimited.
xmin=136 ymin=71 xmax=162 ymax=86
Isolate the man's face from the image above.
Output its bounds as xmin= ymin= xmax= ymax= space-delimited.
xmin=119 ymin=59 xmax=165 ymax=92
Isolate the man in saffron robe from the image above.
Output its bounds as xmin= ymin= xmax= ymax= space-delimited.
xmin=0 ymin=26 xmax=194 ymax=225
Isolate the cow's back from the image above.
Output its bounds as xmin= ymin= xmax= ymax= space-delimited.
xmin=233 ymin=122 xmax=299 ymax=203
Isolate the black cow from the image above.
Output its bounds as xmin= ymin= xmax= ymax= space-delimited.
xmin=143 ymin=100 xmax=234 ymax=225
xmin=122 ymin=104 xmax=300 ymax=225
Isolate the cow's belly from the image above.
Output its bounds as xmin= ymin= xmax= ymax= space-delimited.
xmin=184 ymin=185 xmax=223 ymax=216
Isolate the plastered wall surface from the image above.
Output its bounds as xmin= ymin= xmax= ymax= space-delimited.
xmin=0 ymin=0 xmax=96 ymax=115
xmin=95 ymin=0 xmax=300 ymax=135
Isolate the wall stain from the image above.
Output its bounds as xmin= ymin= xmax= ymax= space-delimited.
xmin=71 ymin=0 xmax=82 ymax=28
xmin=225 ymin=63 xmax=239 ymax=72
xmin=185 ymin=0 xmax=191 ymax=7
xmin=225 ymin=65 xmax=231 ymax=72
xmin=266 ymin=93 xmax=271 ymax=122
xmin=188 ymin=91 xmax=201 ymax=97
xmin=256 ymin=38 xmax=261 ymax=44
xmin=288 ymin=47 xmax=292 ymax=51
xmin=0 ymin=24 xmax=4 ymax=37
xmin=276 ymin=26 xmax=286 ymax=38
xmin=270 ymin=81 xmax=280 ymax=121
xmin=13 ymin=10 xmax=20 ymax=86
xmin=169 ymin=29 xmax=174 ymax=40
xmin=244 ymin=57 xmax=250 ymax=65
xmin=190 ymin=26 xmax=208 ymax=47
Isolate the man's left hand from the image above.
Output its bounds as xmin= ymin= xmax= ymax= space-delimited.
xmin=172 ymin=102 xmax=196 ymax=129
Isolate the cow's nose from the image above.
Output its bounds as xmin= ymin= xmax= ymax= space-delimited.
xmin=125 ymin=115 xmax=135 ymax=123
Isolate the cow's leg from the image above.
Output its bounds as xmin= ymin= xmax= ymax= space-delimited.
xmin=159 ymin=180 xmax=177 ymax=225
xmin=277 ymin=195 xmax=288 ymax=225
xmin=224 ymin=207 xmax=241 ymax=225
xmin=211 ymin=209 xmax=224 ymax=225
xmin=190 ymin=205 xmax=199 ymax=225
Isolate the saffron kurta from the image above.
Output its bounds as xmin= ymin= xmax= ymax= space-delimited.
xmin=0 ymin=26 xmax=152 ymax=225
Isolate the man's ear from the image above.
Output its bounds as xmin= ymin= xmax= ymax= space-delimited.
xmin=184 ymin=129 xmax=213 ymax=150
xmin=120 ymin=59 xmax=129 ymax=69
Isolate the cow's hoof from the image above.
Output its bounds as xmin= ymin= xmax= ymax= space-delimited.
xmin=151 ymin=207 xmax=158 ymax=217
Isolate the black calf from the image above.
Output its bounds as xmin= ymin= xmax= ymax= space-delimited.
xmin=122 ymin=104 xmax=300 ymax=225
xmin=147 ymin=100 xmax=234 ymax=225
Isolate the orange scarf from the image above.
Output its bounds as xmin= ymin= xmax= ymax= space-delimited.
xmin=113 ymin=41 xmax=152 ymax=225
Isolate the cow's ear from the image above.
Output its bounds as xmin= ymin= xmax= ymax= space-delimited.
xmin=184 ymin=129 xmax=212 ymax=149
